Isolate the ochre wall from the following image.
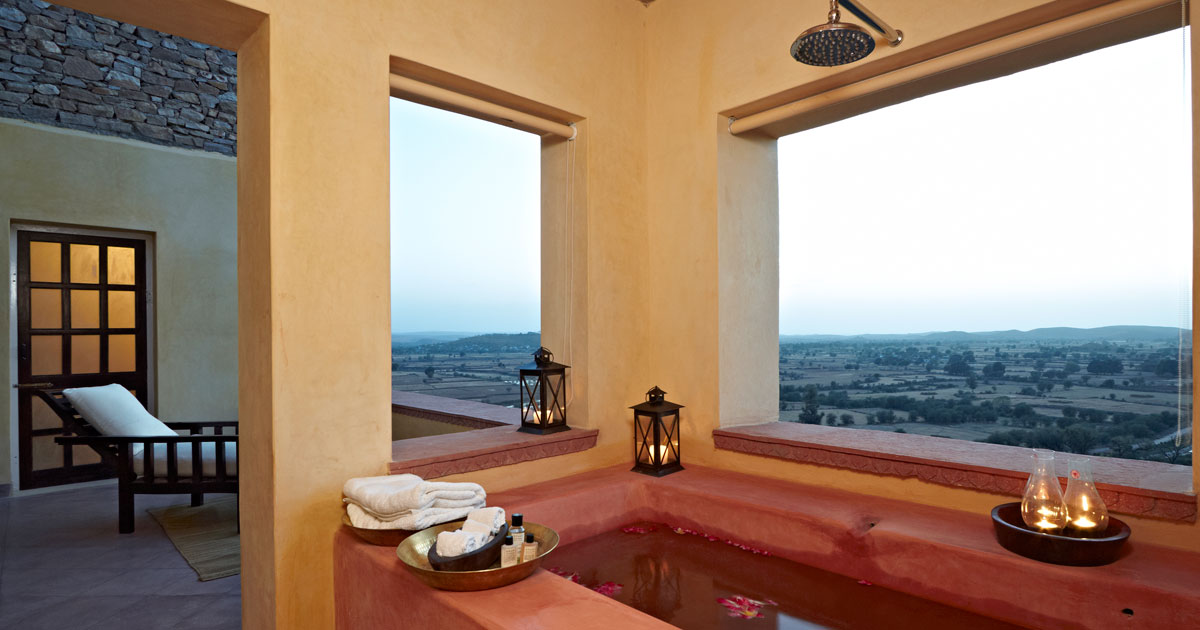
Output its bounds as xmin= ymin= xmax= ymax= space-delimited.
xmin=640 ymin=0 xmax=1200 ymax=554
xmin=0 ymin=118 xmax=237 ymax=487
xmin=34 ymin=0 xmax=1200 ymax=627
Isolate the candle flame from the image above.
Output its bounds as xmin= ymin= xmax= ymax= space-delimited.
xmin=1073 ymin=516 xmax=1097 ymax=529
xmin=1034 ymin=518 xmax=1058 ymax=531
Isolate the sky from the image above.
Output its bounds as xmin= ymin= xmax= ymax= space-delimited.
xmin=390 ymin=98 xmax=540 ymax=334
xmin=390 ymin=29 xmax=1192 ymax=337
xmin=780 ymin=29 xmax=1193 ymax=335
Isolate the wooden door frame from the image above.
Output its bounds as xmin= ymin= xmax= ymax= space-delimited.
xmin=7 ymin=222 xmax=157 ymax=492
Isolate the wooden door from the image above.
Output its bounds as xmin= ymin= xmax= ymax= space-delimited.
xmin=15 ymin=230 xmax=149 ymax=489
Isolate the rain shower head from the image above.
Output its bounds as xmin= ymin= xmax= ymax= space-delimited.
xmin=791 ymin=0 xmax=903 ymax=67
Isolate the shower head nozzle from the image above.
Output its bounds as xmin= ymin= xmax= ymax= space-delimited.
xmin=791 ymin=0 xmax=901 ymax=67
xmin=790 ymin=21 xmax=875 ymax=67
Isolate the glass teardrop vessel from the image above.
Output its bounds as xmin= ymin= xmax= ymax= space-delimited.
xmin=1021 ymin=449 xmax=1067 ymax=533
xmin=1063 ymin=456 xmax=1109 ymax=537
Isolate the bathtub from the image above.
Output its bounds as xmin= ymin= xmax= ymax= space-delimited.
xmin=334 ymin=465 xmax=1200 ymax=629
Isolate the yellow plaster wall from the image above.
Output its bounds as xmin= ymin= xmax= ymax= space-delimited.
xmin=0 ymin=119 xmax=237 ymax=487
xmin=36 ymin=0 xmax=1200 ymax=626
xmin=641 ymin=0 xmax=1198 ymax=552
xmin=58 ymin=1 xmax=649 ymax=627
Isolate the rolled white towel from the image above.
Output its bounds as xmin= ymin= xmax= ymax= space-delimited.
xmin=345 ymin=500 xmax=484 ymax=531
xmin=466 ymin=507 xmax=506 ymax=534
xmin=436 ymin=530 xmax=486 ymax=558
xmin=343 ymin=474 xmax=486 ymax=519
xmin=461 ymin=519 xmax=493 ymax=538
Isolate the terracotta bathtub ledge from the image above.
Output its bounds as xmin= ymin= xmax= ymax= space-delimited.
xmin=714 ymin=422 xmax=1196 ymax=522
xmin=335 ymin=465 xmax=1200 ymax=629
xmin=391 ymin=425 xmax=599 ymax=478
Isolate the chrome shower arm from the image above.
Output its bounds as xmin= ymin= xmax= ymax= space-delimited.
xmin=840 ymin=0 xmax=903 ymax=47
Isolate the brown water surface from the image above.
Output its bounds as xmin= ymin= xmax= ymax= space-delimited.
xmin=546 ymin=522 xmax=1025 ymax=630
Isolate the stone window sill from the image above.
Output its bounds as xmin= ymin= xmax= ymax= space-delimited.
xmin=392 ymin=390 xmax=519 ymax=430
xmin=391 ymin=419 xmax=598 ymax=478
xmin=714 ymin=422 xmax=1195 ymax=522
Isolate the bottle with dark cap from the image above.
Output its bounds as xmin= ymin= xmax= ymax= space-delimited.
xmin=500 ymin=533 xmax=520 ymax=567
xmin=521 ymin=531 xmax=539 ymax=562
xmin=509 ymin=513 xmax=525 ymax=543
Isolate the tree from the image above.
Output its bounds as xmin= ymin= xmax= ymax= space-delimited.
xmin=424 ymin=366 xmax=436 ymax=378
xmin=1087 ymin=356 xmax=1124 ymax=375
xmin=966 ymin=373 xmax=978 ymax=390
xmin=944 ymin=354 xmax=972 ymax=377
xmin=1063 ymin=424 xmax=1097 ymax=454
xmin=1063 ymin=361 xmax=1080 ymax=375
xmin=982 ymin=362 xmax=1006 ymax=378
xmin=798 ymin=385 xmax=821 ymax=424
xmin=840 ymin=413 xmax=853 ymax=426
xmin=1036 ymin=381 xmax=1054 ymax=395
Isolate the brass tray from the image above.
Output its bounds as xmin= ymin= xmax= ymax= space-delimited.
xmin=341 ymin=513 xmax=419 ymax=547
xmin=396 ymin=521 xmax=560 ymax=591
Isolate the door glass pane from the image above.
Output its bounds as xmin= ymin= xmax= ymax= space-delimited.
xmin=31 ymin=396 xmax=61 ymax=430
xmin=30 ymin=289 xmax=62 ymax=329
xmin=70 ymin=290 xmax=100 ymax=329
xmin=30 ymin=335 xmax=62 ymax=375
xmin=107 ymin=246 xmax=135 ymax=285
xmin=108 ymin=291 xmax=136 ymax=329
xmin=31 ymin=436 xmax=62 ymax=471
xmin=69 ymin=244 xmax=100 ymax=284
xmin=29 ymin=241 xmax=61 ymax=282
xmin=71 ymin=335 xmax=100 ymax=374
xmin=109 ymin=334 xmax=136 ymax=373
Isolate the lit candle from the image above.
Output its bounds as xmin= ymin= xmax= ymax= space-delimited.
xmin=1073 ymin=516 xmax=1097 ymax=530
xmin=1034 ymin=518 xmax=1059 ymax=531
xmin=653 ymin=444 xmax=668 ymax=464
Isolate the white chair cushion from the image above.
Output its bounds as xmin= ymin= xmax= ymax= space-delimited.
xmin=134 ymin=442 xmax=238 ymax=479
xmin=62 ymin=384 xmax=176 ymax=456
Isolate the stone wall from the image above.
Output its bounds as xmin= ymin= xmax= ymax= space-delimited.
xmin=0 ymin=0 xmax=236 ymax=155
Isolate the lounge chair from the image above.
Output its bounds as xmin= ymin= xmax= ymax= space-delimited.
xmin=37 ymin=385 xmax=238 ymax=533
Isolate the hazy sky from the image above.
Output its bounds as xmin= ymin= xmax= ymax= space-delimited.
xmin=391 ymin=29 xmax=1192 ymax=336
xmin=780 ymin=29 xmax=1192 ymax=335
xmin=390 ymin=98 xmax=540 ymax=334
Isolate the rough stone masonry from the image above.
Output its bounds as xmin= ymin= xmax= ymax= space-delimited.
xmin=0 ymin=0 xmax=237 ymax=155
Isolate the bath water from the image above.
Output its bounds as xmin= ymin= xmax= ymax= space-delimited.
xmin=546 ymin=522 xmax=1022 ymax=630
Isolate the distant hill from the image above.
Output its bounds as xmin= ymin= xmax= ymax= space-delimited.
xmin=395 ymin=332 xmax=541 ymax=354
xmin=391 ymin=331 xmax=479 ymax=347
xmin=780 ymin=326 xmax=1190 ymax=344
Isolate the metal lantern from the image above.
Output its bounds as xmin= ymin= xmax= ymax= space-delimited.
xmin=631 ymin=386 xmax=683 ymax=476
xmin=518 ymin=347 xmax=570 ymax=434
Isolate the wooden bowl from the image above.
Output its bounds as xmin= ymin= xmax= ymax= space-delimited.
xmin=341 ymin=513 xmax=418 ymax=547
xmin=427 ymin=522 xmax=510 ymax=571
xmin=396 ymin=521 xmax=560 ymax=591
xmin=991 ymin=502 xmax=1130 ymax=566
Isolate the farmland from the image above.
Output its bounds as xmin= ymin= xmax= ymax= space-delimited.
xmin=392 ymin=327 xmax=1193 ymax=464
xmin=780 ymin=326 xmax=1192 ymax=464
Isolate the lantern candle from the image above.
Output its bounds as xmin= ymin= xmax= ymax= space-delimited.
xmin=1063 ymin=456 xmax=1108 ymax=537
xmin=517 ymin=347 xmax=571 ymax=435
xmin=631 ymin=387 xmax=684 ymax=477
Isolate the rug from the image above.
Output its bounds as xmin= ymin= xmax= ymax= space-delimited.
xmin=148 ymin=496 xmax=240 ymax=581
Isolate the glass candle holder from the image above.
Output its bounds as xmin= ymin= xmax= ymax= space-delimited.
xmin=1063 ymin=456 xmax=1109 ymax=537
xmin=1021 ymin=449 xmax=1067 ymax=533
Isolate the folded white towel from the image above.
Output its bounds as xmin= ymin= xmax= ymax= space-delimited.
xmin=461 ymin=519 xmax=493 ymax=538
xmin=342 ymin=474 xmax=486 ymax=519
xmin=345 ymin=500 xmax=484 ymax=531
xmin=466 ymin=507 xmax=506 ymax=534
xmin=436 ymin=530 xmax=486 ymax=558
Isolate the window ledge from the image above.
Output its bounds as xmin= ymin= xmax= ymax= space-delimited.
xmin=392 ymin=390 xmax=519 ymax=429
xmin=391 ymin=425 xmax=599 ymax=478
xmin=714 ymin=422 xmax=1195 ymax=522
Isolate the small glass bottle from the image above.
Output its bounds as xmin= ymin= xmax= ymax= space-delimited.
xmin=509 ymin=513 xmax=525 ymax=542
xmin=1021 ymin=449 xmax=1067 ymax=533
xmin=1063 ymin=456 xmax=1109 ymax=537
xmin=500 ymin=534 xmax=520 ymax=568
xmin=521 ymin=532 xmax=538 ymax=562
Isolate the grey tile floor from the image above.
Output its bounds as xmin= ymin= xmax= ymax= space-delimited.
xmin=0 ymin=484 xmax=240 ymax=629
